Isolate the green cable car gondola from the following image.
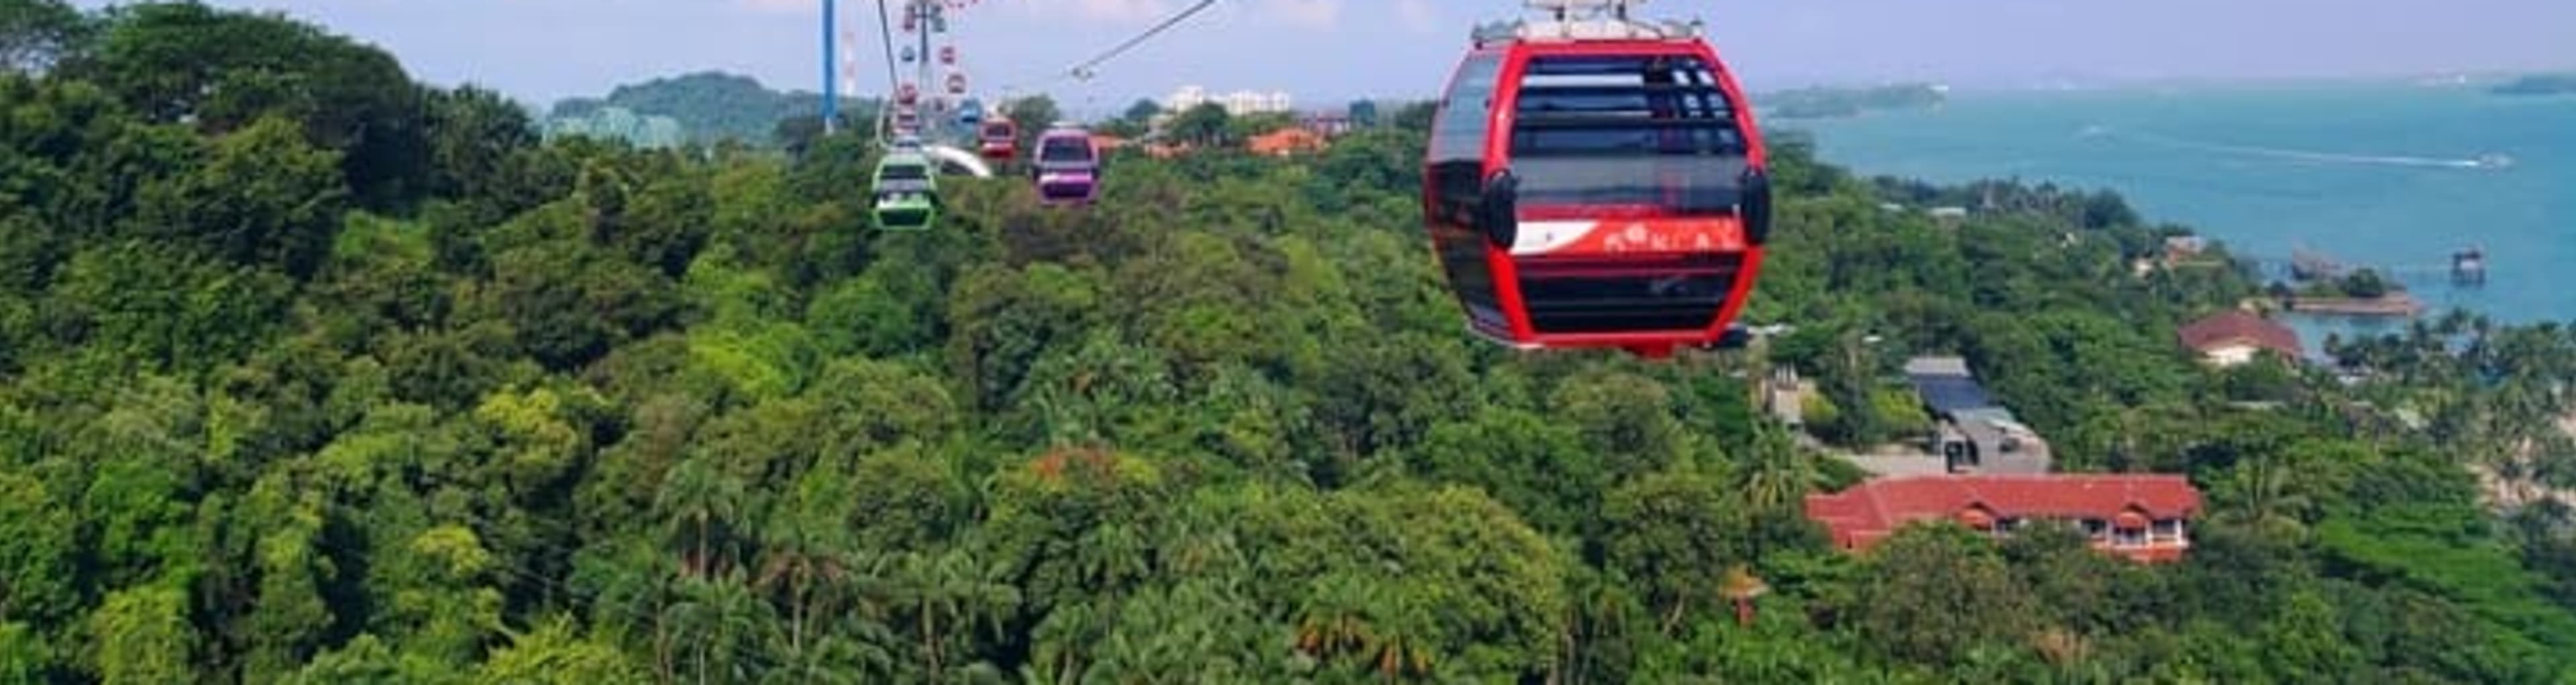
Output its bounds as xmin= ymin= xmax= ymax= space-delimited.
xmin=871 ymin=152 xmax=940 ymax=231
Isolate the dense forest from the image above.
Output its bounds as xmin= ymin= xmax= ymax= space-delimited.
xmin=8 ymin=2 xmax=2576 ymax=683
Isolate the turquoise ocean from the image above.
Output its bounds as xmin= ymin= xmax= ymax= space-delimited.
xmin=1787 ymin=81 xmax=2576 ymax=348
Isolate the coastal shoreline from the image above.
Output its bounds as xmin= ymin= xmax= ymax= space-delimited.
xmin=2279 ymin=293 xmax=2425 ymax=317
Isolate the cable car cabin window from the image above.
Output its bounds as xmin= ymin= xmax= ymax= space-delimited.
xmin=1428 ymin=52 xmax=1508 ymax=333
xmin=1431 ymin=53 xmax=1502 ymax=164
xmin=983 ymin=123 xmax=1014 ymax=139
xmin=881 ymin=164 xmax=930 ymax=182
xmin=1039 ymin=138 xmax=1094 ymax=164
xmin=1508 ymin=54 xmax=1748 ymax=217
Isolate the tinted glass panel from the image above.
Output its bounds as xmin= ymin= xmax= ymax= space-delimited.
xmin=1430 ymin=53 xmax=1503 ymax=163
xmin=1040 ymin=137 xmax=1093 ymax=163
xmin=881 ymin=163 xmax=929 ymax=181
xmin=1428 ymin=52 xmax=1508 ymax=335
xmin=1509 ymin=54 xmax=1749 ymax=215
xmin=1517 ymin=253 xmax=1741 ymax=333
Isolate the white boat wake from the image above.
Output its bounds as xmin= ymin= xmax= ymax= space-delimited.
xmin=2080 ymin=125 xmax=2512 ymax=170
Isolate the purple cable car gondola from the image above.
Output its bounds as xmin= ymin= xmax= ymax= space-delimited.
xmin=1032 ymin=125 xmax=1100 ymax=205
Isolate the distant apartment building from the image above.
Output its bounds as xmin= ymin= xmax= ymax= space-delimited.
xmin=1300 ymin=112 xmax=1354 ymax=138
xmin=1164 ymin=85 xmax=1294 ymax=116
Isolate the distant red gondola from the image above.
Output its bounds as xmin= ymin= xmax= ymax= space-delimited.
xmin=979 ymin=117 xmax=1018 ymax=162
xmin=1422 ymin=1 xmax=1771 ymax=358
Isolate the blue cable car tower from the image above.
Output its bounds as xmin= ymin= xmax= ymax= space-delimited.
xmin=821 ymin=0 xmax=838 ymax=133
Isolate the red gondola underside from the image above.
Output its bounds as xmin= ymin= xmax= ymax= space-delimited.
xmin=1422 ymin=31 xmax=1771 ymax=358
xmin=979 ymin=120 xmax=1018 ymax=161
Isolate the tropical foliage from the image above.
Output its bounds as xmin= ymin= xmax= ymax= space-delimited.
xmin=6 ymin=2 xmax=2576 ymax=682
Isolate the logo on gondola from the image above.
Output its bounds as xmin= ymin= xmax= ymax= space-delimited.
xmin=1580 ymin=219 xmax=1746 ymax=254
xmin=1603 ymin=221 xmax=1654 ymax=252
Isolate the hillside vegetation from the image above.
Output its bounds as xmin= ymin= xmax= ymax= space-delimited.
xmin=7 ymin=2 xmax=2576 ymax=683
xmin=549 ymin=71 xmax=877 ymax=146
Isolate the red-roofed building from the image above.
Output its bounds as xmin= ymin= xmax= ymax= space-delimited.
xmin=1248 ymin=127 xmax=1328 ymax=157
xmin=2178 ymin=310 xmax=2303 ymax=367
xmin=1804 ymin=474 xmax=2204 ymax=563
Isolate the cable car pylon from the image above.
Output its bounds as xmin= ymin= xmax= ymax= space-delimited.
xmin=822 ymin=0 xmax=838 ymax=132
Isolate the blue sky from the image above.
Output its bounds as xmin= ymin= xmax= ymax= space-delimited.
xmin=73 ymin=0 xmax=2576 ymax=113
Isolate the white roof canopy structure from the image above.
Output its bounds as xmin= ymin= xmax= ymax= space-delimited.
xmin=1476 ymin=0 xmax=1703 ymax=46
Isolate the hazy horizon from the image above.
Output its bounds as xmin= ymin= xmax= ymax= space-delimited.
xmin=68 ymin=0 xmax=2576 ymax=110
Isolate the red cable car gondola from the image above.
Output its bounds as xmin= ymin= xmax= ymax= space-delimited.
xmin=947 ymin=72 xmax=968 ymax=95
xmin=1422 ymin=2 xmax=1770 ymax=358
xmin=979 ymin=117 xmax=1018 ymax=162
xmin=897 ymin=83 xmax=919 ymax=107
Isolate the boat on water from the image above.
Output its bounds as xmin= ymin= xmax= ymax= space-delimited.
xmin=2475 ymin=153 xmax=2516 ymax=169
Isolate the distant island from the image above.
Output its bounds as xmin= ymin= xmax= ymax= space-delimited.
xmin=2491 ymin=74 xmax=2576 ymax=96
xmin=1762 ymin=84 xmax=1946 ymax=120
xmin=548 ymin=71 xmax=877 ymax=146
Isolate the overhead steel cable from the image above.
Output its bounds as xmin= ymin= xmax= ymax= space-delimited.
xmin=873 ymin=0 xmax=904 ymax=138
xmin=1005 ymin=0 xmax=1220 ymax=92
xmin=1068 ymin=0 xmax=1219 ymax=79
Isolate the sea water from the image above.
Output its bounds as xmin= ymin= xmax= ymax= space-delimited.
xmin=1788 ymin=81 xmax=2576 ymax=346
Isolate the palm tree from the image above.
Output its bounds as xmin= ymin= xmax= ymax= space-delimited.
xmin=1026 ymin=601 xmax=1104 ymax=684
xmin=894 ymin=548 xmax=1022 ymax=682
xmin=1076 ymin=521 xmax=1152 ymax=592
xmin=657 ymin=458 xmax=746 ymax=578
xmin=1292 ymin=574 xmax=1375 ymax=665
xmin=1365 ymin=584 xmax=1438 ymax=681
xmin=661 ymin=571 xmax=779 ymax=685
xmin=2031 ymin=626 xmax=2092 ymax=670
xmin=2221 ymin=452 xmax=2310 ymax=537
xmin=757 ymin=481 xmax=857 ymax=657
xmin=1081 ymin=584 xmax=1266 ymax=684
xmin=1735 ymin=419 xmax=1825 ymax=515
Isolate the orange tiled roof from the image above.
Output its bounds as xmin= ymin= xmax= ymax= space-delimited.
xmin=1804 ymin=474 xmax=2203 ymax=553
xmin=2178 ymin=310 xmax=2302 ymax=358
xmin=1248 ymin=127 xmax=1326 ymax=156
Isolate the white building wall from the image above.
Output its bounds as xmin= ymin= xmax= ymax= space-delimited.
xmin=1165 ymin=85 xmax=1293 ymax=116
xmin=2201 ymin=344 xmax=2259 ymax=368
